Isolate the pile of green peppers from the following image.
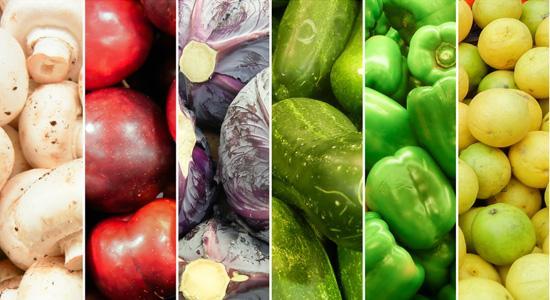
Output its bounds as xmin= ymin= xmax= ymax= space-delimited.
xmin=364 ymin=1 xmax=457 ymax=299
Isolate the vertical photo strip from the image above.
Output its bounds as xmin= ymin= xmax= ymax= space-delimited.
xmin=85 ymin=0 xmax=177 ymax=299
xmin=0 ymin=0 xmax=84 ymax=298
xmin=272 ymin=0 xmax=363 ymax=299
xmin=365 ymin=0 xmax=457 ymax=299
xmin=177 ymin=0 xmax=270 ymax=299
xmin=0 ymin=0 xmax=548 ymax=299
xmin=457 ymin=0 xmax=549 ymax=299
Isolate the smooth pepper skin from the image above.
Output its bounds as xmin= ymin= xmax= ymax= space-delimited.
xmin=413 ymin=233 xmax=455 ymax=293
xmin=366 ymin=146 xmax=455 ymax=250
xmin=365 ymin=0 xmax=383 ymax=32
xmin=408 ymin=22 xmax=456 ymax=85
xmin=407 ymin=76 xmax=456 ymax=178
xmin=382 ymin=0 xmax=456 ymax=43
xmin=365 ymin=35 xmax=409 ymax=104
xmin=365 ymin=212 xmax=425 ymax=300
xmin=364 ymin=88 xmax=417 ymax=171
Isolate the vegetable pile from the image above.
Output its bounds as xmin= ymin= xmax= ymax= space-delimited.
xmin=364 ymin=0 xmax=457 ymax=299
xmin=84 ymin=0 xmax=177 ymax=299
xmin=177 ymin=1 xmax=270 ymax=299
xmin=272 ymin=0 xmax=363 ymax=299
xmin=0 ymin=0 xmax=84 ymax=298
xmin=457 ymin=0 xmax=549 ymax=299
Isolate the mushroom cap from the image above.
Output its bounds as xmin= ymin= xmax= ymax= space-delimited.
xmin=2 ymin=126 xmax=30 ymax=178
xmin=0 ymin=29 xmax=29 ymax=126
xmin=0 ymin=127 xmax=14 ymax=190
xmin=14 ymin=159 xmax=83 ymax=259
xmin=0 ymin=0 xmax=82 ymax=82
xmin=0 ymin=260 xmax=22 ymax=283
xmin=0 ymin=168 xmax=55 ymax=270
xmin=17 ymin=256 xmax=82 ymax=300
xmin=19 ymin=81 xmax=82 ymax=169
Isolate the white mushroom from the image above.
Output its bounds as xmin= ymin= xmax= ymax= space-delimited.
xmin=19 ymin=81 xmax=82 ymax=169
xmin=2 ymin=126 xmax=30 ymax=178
xmin=57 ymin=230 xmax=81 ymax=271
xmin=13 ymin=159 xmax=83 ymax=271
xmin=77 ymin=67 xmax=83 ymax=101
xmin=0 ymin=0 xmax=9 ymax=10
xmin=0 ymin=28 xmax=29 ymax=126
xmin=0 ymin=127 xmax=14 ymax=190
xmin=0 ymin=263 xmax=21 ymax=300
xmin=0 ymin=260 xmax=22 ymax=283
xmin=0 ymin=289 xmax=17 ymax=300
xmin=12 ymin=256 xmax=82 ymax=300
xmin=0 ymin=168 xmax=53 ymax=270
xmin=1 ymin=0 xmax=82 ymax=83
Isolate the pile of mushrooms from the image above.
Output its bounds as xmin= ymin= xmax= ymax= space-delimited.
xmin=0 ymin=0 xmax=83 ymax=298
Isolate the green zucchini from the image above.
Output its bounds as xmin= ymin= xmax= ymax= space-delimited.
xmin=273 ymin=197 xmax=341 ymax=300
xmin=338 ymin=246 xmax=363 ymax=300
xmin=330 ymin=11 xmax=363 ymax=121
xmin=272 ymin=98 xmax=363 ymax=250
xmin=273 ymin=0 xmax=358 ymax=102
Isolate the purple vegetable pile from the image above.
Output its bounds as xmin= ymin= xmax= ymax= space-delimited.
xmin=177 ymin=0 xmax=270 ymax=299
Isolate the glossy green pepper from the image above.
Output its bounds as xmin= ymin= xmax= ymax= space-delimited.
xmin=382 ymin=0 xmax=456 ymax=42
xmin=437 ymin=284 xmax=455 ymax=300
xmin=413 ymin=233 xmax=455 ymax=293
xmin=365 ymin=212 xmax=425 ymax=300
xmin=366 ymin=146 xmax=455 ymax=250
xmin=364 ymin=88 xmax=417 ymax=171
xmin=373 ymin=12 xmax=390 ymax=35
xmin=407 ymin=76 xmax=456 ymax=178
xmin=364 ymin=35 xmax=409 ymax=104
xmin=408 ymin=22 xmax=456 ymax=85
xmin=365 ymin=0 xmax=383 ymax=32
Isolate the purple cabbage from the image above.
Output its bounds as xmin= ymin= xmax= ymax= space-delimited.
xmin=178 ymin=0 xmax=269 ymax=128
xmin=179 ymin=218 xmax=269 ymax=276
xmin=178 ymin=105 xmax=217 ymax=237
xmin=218 ymin=68 xmax=270 ymax=229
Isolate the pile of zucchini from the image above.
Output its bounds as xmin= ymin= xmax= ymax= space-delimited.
xmin=272 ymin=1 xmax=363 ymax=299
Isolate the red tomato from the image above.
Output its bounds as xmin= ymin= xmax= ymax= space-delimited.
xmin=89 ymin=199 xmax=176 ymax=300
xmin=86 ymin=0 xmax=153 ymax=90
xmin=466 ymin=0 xmax=475 ymax=6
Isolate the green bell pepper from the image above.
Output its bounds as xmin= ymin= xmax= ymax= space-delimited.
xmin=408 ymin=22 xmax=456 ymax=85
xmin=413 ymin=233 xmax=455 ymax=293
xmin=437 ymin=284 xmax=455 ymax=300
xmin=364 ymin=88 xmax=417 ymax=171
xmin=407 ymin=76 xmax=456 ymax=178
xmin=366 ymin=146 xmax=455 ymax=250
xmin=373 ymin=12 xmax=390 ymax=35
xmin=365 ymin=0 xmax=383 ymax=32
xmin=364 ymin=35 xmax=409 ymax=104
xmin=413 ymin=295 xmax=431 ymax=300
xmin=365 ymin=212 xmax=425 ymax=300
xmin=382 ymin=0 xmax=456 ymax=43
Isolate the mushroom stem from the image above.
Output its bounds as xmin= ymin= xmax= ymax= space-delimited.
xmin=59 ymin=231 xmax=82 ymax=271
xmin=27 ymin=37 xmax=72 ymax=84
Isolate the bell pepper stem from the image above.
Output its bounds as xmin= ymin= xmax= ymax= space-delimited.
xmin=436 ymin=43 xmax=455 ymax=69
